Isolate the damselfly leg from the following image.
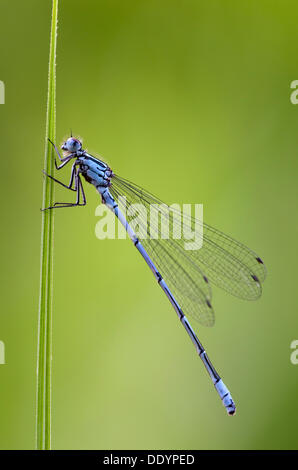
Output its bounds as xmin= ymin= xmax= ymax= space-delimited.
xmin=48 ymin=138 xmax=72 ymax=169
xmin=41 ymin=169 xmax=86 ymax=210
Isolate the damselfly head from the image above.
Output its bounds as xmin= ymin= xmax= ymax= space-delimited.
xmin=61 ymin=137 xmax=82 ymax=153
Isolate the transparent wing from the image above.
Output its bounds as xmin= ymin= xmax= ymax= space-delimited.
xmin=110 ymin=174 xmax=266 ymax=327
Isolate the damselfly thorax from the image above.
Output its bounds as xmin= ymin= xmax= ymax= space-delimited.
xmin=77 ymin=153 xmax=113 ymax=189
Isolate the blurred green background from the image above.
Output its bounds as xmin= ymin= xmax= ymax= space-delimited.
xmin=0 ymin=0 xmax=297 ymax=450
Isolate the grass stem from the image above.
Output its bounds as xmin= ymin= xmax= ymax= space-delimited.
xmin=36 ymin=0 xmax=59 ymax=450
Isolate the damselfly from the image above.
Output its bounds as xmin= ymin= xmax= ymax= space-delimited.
xmin=42 ymin=136 xmax=267 ymax=415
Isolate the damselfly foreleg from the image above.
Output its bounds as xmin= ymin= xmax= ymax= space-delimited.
xmin=48 ymin=138 xmax=75 ymax=170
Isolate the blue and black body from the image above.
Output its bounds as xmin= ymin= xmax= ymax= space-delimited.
xmin=42 ymin=136 xmax=267 ymax=416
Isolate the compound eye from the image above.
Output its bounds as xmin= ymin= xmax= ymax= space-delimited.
xmin=68 ymin=138 xmax=81 ymax=151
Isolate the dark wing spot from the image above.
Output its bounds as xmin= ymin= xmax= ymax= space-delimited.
xmin=256 ymin=257 xmax=264 ymax=264
xmin=206 ymin=299 xmax=212 ymax=308
xmin=203 ymin=276 xmax=209 ymax=283
xmin=251 ymin=274 xmax=260 ymax=282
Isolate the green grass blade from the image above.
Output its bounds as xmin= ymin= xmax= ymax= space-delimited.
xmin=36 ymin=0 xmax=59 ymax=450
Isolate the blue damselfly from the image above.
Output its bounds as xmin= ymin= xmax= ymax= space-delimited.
xmin=42 ymin=136 xmax=267 ymax=415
